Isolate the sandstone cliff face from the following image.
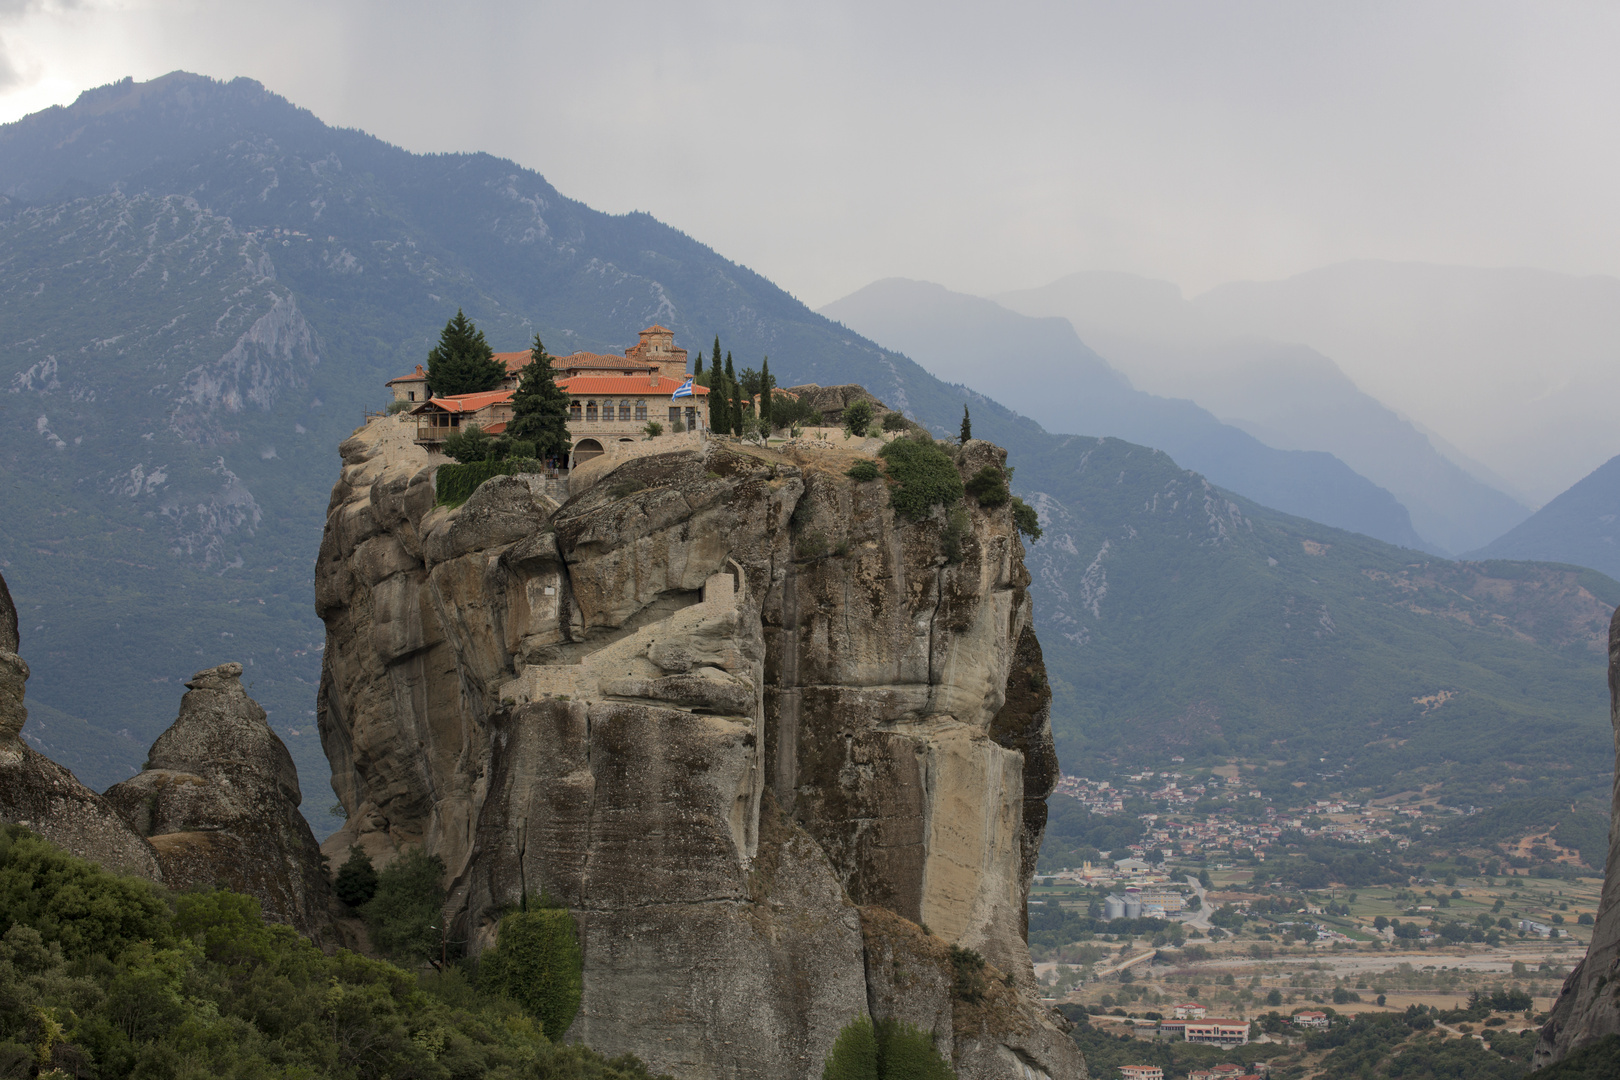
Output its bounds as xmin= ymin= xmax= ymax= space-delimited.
xmin=0 ymin=571 xmax=164 ymax=879
xmin=104 ymin=662 xmax=337 ymax=938
xmin=1536 ymin=605 xmax=1620 ymax=1067
xmin=316 ymin=414 xmax=1081 ymax=1080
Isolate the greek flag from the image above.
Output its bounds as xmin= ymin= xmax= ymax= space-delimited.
xmin=672 ymin=377 xmax=695 ymax=398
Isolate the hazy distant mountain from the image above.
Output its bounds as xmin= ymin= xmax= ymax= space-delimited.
xmin=1468 ymin=454 xmax=1620 ymax=578
xmin=1191 ymin=260 xmax=1620 ymax=505
xmin=820 ymin=279 xmax=1431 ymax=551
xmin=995 ymin=271 xmax=1531 ymax=554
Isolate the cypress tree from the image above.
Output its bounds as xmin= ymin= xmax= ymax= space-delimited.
xmin=725 ymin=353 xmax=743 ymax=436
xmin=759 ymin=356 xmax=773 ymax=427
xmin=693 ymin=350 xmax=705 ymax=384
xmin=712 ymin=337 xmax=722 ymax=375
xmin=508 ymin=336 xmax=572 ymax=463
xmin=960 ymin=405 xmax=972 ymax=444
xmin=425 ymin=309 xmax=504 ymax=397
xmin=710 ymin=369 xmax=729 ymax=435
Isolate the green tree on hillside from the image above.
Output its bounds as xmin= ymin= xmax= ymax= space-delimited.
xmin=960 ymin=405 xmax=972 ymax=444
xmin=508 ymin=335 xmax=571 ymax=461
xmin=759 ymin=357 xmax=774 ymax=427
xmin=426 ymin=309 xmax=504 ymax=397
xmin=480 ymin=906 xmax=584 ymax=1040
xmin=362 ymin=847 xmax=448 ymax=964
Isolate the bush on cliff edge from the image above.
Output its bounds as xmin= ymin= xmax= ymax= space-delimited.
xmin=877 ymin=437 xmax=964 ymax=519
xmin=822 ymin=1015 xmax=955 ymax=1080
xmin=479 ymin=907 xmax=585 ymax=1040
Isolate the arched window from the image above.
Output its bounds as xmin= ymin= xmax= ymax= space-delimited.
xmin=569 ymin=399 xmax=582 ymax=421
xmin=585 ymin=400 xmax=598 ymax=423
xmin=635 ymin=399 xmax=647 ymax=421
xmin=618 ymin=399 xmax=631 ymax=421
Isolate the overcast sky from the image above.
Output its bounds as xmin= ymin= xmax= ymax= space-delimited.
xmin=1 ymin=0 xmax=1617 ymax=307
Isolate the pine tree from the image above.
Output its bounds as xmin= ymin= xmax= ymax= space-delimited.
xmin=425 ymin=309 xmax=504 ymax=397
xmin=508 ymin=336 xmax=572 ymax=463
xmin=759 ymin=357 xmax=773 ymax=427
xmin=709 ymin=368 xmax=729 ymax=435
xmin=960 ymin=405 xmax=972 ymax=444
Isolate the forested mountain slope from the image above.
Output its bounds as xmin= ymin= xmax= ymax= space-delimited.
xmin=1470 ymin=454 xmax=1620 ymax=580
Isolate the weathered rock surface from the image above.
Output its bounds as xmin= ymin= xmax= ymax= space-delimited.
xmin=784 ymin=382 xmax=895 ymax=426
xmin=1535 ymin=605 xmax=1620 ymax=1067
xmin=0 ymin=572 xmax=165 ymax=879
xmin=105 ymin=662 xmax=337 ymax=938
xmin=316 ymin=413 xmax=1082 ymax=1080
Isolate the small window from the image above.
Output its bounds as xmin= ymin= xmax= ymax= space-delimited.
xmin=569 ymin=400 xmax=582 ymax=420
xmin=407 ymin=391 xmax=416 ymax=401
xmin=618 ymin=400 xmax=631 ymax=421
xmin=585 ymin=400 xmax=598 ymax=422
xmin=635 ymin=399 xmax=647 ymax=421
xmin=669 ymin=406 xmax=680 ymax=424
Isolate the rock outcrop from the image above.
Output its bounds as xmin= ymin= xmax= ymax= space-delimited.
xmin=316 ymin=412 xmax=1081 ymax=1080
xmin=0 ymin=568 xmax=334 ymax=933
xmin=105 ymin=662 xmax=337 ymax=938
xmin=1535 ymin=605 xmax=1620 ymax=1067
xmin=0 ymin=572 xmax=164 ymax=879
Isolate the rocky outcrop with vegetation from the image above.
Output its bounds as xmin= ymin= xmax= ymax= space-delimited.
xmin=0 ymin=568 xmax=336 ymax=935
xmin=315 ymin=410 xmax=1081 ymax=1080
xmin=1535 ymin=604 xmax=1620 ymax=1068
xmin=104 ymin=662 xmax=337 ymax=938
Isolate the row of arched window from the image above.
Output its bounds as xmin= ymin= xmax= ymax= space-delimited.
xmin=568 ymin=399 xmax=649 ymax=422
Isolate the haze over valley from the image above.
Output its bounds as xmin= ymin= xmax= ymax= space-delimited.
xmin=5 ymin=6 xmax=1620 ymax=1078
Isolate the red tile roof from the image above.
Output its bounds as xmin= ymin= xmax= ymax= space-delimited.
xmin=415 ymin=389 xmax=514 ymax=414
xmin=559 ymin=376 xmax=708 ymax=396
xmin=386 ymin=364 xmax=427 ymax=385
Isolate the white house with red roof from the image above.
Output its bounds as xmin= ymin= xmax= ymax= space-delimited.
xmin=394 ymin=327 xmax=710 ymax=467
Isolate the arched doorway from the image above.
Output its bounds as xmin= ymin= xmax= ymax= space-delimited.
xmin=571 ymin=438 xmax=605 ymax=470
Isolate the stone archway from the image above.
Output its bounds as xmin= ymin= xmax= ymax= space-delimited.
xmin=571 ymin=438 xmax=605 ymax=469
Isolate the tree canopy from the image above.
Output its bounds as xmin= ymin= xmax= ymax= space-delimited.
xmin=426 ymin=309 xmax=504 ymax=397
xmin=508 ymin=335 xmax=571 ymax=461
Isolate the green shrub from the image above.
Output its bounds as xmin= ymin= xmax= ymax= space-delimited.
xmin=876 ymin=1019 xmax=954 ymax=1080
xmin=0 ymin=828 xmax=663 ymax=1080
xmin=843 ymin=400 xmax=875 ymax=438
xmin=334 ymin=845 xmax=378 ymax=908
xmin=0 ymin=825 xmax=170 ymax=961
xmin=948 ymin=945 xmax=986 ymax=1003
xmin=435 ymin=458 xmax=543 ymax=505
xmin=821 ymin=1016 xmax=954 ymax=1080
xmin=362 ymin=847 xmax=446 ymax=964
xmin=881 ymin=412 xmax=909 ymax=432
xmin=387 ymin=399 xmax=413 ymax=414
xmin=847 ymin=459 xmax=880 ymax=482
xmin=479 ymin=908 xmax=584 ymax=1040
xmin=442 ymin=425 xmax=494 ymax=463
xmin=878 ymin=438 xmax=964 ymax=519
xmin=823 ymin=1016 xmax=879 ymax=1080
xmin=1010 ymin=496 xmax=1042 ymax=540
xmin=643 ymin=420 xmax=664 ymax=439
xmin=963 ymin=465 xmax=1009 ymax=508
